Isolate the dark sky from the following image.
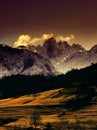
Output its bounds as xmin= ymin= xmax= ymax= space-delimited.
xmin=0 ymin=0 xmax=97 ymax=49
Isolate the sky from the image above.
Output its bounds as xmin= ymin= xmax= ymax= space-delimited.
xmin=0 ymin=0 xmax=97 ymax=50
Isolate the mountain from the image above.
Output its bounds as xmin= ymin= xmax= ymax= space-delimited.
xmin=28 ymin=37 xmax=85 ymax=59
xmin=0 ymin=44 xmax=56 ymax=78
xmin=88 ymin=45 xmax=97 ymax=63
xmin=27 ymin=37 xmax=97 ymax=73
xmin=1 ymin=37 xmax=97 ymax=76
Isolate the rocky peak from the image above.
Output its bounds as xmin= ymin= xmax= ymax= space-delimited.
xmin=71 ymin=43 xmax=86 ymax=52
xmin=89 ymin=44 xmax=97 ymax=54
xmin=42 ymin=37 xmax=59 ymax=58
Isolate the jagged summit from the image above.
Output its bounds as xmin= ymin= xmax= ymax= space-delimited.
xmin=26 ymin=39 xmax=97 ymax=74
xmin=1 ymin=38 xmax=97 ymax=76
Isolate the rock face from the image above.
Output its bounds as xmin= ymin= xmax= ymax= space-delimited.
xmin=27 ymin=37 xmax=97 ymax=74
xmin=0 ymin=44 xmax=56 ymax=78
xmin=1 ymin=37 xmax=97 ymax=76
xmin=28 ymin=38 xmax=85 ymax=59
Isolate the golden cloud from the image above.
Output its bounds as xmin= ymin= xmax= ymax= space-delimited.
xmin=13 ymin=34 xmax=75 ymax=48
xmin=14 ymin=35 xmax=31 ymax=47
xmin=56 ymin=34 xmax=75 ymax=42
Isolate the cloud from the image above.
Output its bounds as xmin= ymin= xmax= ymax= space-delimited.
xmin=14 ymin=35 xmax=31 ymax=47
xmin=29 ymin=33 xmax=55 ymax=46
xmin=56 ymin=34 xmax=75 ymax=42
xmin=42 ymin=33 xmax=55 ymax=40
xmin=14 ymin=33 xmax=55 ymax=47
xmin=13 ymin=34 xmax=75 ymax=47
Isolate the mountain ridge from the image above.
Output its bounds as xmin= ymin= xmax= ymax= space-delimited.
xmin=1 ymin=36 xmax=97 ymax=76
xmin=0 ymin=44 xmax=56 ymax=78
xmin=26 ymin=37 xmax=97 ymax=73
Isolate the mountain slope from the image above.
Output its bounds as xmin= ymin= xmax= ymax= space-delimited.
xmin=27 ymin=37 xmax=97 ymax=73
xmin=0 ymin=44 xmax=55 ymax=78
xmin=0 ymin=88 xmax=75 ymax=107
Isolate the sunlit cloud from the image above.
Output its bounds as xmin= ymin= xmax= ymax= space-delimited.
xmin=13 ymin=33 xmax=75 ymax=48
xmin=42 ymin=33 xmax=55 ymax=40
xmin=14 ymin=35 xmax=31 ymax=47
xmin=29 ymin=33 xmax=55 ymax=47
xmin=56 ymin=34 xmax=75 ymax=42
xmin=14 ymin=33 xmax=55 ymax=47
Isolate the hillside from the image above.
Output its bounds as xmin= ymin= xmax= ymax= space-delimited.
xmin=0 ymin=63 xmax=97 ymax=108
xmin=0 ymin=64 xmax=97 ymax=129
xmin=0 ymin=88 xmax=75 ymax=108
xmin=0 ymin=44 xmax=55 ymax=78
